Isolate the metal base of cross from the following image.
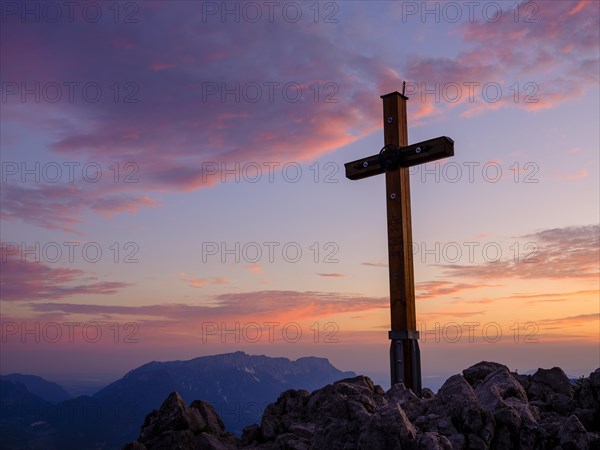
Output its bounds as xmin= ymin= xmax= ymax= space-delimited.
xmin=389 ymin=330 xmax=422 ymax=396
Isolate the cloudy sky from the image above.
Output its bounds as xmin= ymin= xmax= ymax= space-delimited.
xmin=1 ymin=0 xmax=598 ymax=389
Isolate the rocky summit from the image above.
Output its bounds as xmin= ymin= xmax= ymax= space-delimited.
xmin=123 ymin=361 xmax=600 ymax=450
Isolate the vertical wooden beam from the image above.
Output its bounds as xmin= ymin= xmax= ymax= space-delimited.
xmin=382 ymin=93 xmax=414 ymax=330
xmin=381 ymin=92 xmax=421 ymax=393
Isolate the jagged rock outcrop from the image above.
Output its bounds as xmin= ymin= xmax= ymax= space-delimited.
xmin=123 ymin=363 xmax=600 ymax=450
xmin=122 ymin=392 xmax=237 ymax=450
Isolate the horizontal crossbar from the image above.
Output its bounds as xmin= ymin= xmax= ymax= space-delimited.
xmin=345 ymin=136 xmax=454 ymax=180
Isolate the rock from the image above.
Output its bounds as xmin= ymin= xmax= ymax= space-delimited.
xmin=240 ymin=423 xmax=261 ymax=446
xmin=190 ymin=400 xmax=226 ymax=435
xmin=527 ymin=367 xmax=576 ymax=416
xmin=308 ymin=376 xmax=386 ymax=449
xmin=475 ymin=368 xmax=538 ymax=449
xmin=122 ymin=365 xmax=600 ymax=450
xmin=260 ymin=389 xmax=309 ymax=440
xmin=419 ymin=431 xmax=453 ymax=450
xmin=464 ymin=434 xmax=488 ymax=450
xmin=258 ymin=376 xmax=388 ymax=449
xmin=446 ymin=433 xmax=465 ymax=450
xmin=462 ymin=361 xmax=509 ymax=388
xmin=591 ymin=433 xmax=600 ymax=449
xmin=195 ymin=432 xmax=237 ymax=450
xmin=528 ymin=367 xmax=573 ymax=399
xmin=357 ymin=403 xmax=417 ymax=449
xmin=574 ymin=408 xmax=598 ymax=432
xmin=426 ymin=373 xmax=494 ymax=448
xmin=476 ymin=368 xmax=528 ymax=408
xmin=421 ymin=387 xmax=435 ymax=399
xmin=126 ymin=391 xmax=237 ymax=450
xmin=147 ymin=430 xmax=197 ymax=449
xmin=590 ymin=368 xmax=600 ymax=390
xmin=576 ymin=369 xmax=600 ymax=432
xmin=139 ymin=392 xmax=206 ymax=446
xmin=436 ymin=375 xmax=481 ymax=431
xmin=448 ymin=433 xmax=466 ymax=450
xmin=386 ymin=382 xmax=425 ymax=421
xmin=288 ymin=423 xmax=315 ymax=440
xmin=513 ymin=373 xmax=531 ymax=391
xmin=274 ymin=433 xmax=309 ymax=450
xmin=558 ymin=415 xmax=591 ymax=450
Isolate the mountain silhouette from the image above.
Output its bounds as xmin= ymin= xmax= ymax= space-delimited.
xmin=1 ymin=373 xmax=71 ymax=403
xmin=0 ymin=351 xmax=355 ymax=449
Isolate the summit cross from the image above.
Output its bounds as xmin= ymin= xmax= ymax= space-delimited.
xmin=344 ymin=90 xmax=455 ymax=394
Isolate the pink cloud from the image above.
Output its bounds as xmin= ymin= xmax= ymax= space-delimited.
xmin=555 ymin=170 xmax=589 ymax=180
xmin=91 ymin=195 xmax=160 ymax=216
xmin=1 ymin=1 xmax=597 ymax=234
xmin=0 ymin=10 xmax=405 ymax=232
xmin=404 ymin=1 xmax=599 ymax=117
xmin=317 ymin=273 xmax=345 ymax=278
xmin=439 ymin=225 xmax=599 ymax=281
xmin=150 ymin=62 xmax=175 ymax=72
xmin=0 ymin=244 xmax=131 ymax=301
xmin=0 ymin=184 xmax=160 ymax=233
xmin=2 ymin=12 xmax=397 ymax=178
xmin=1 ymin=184 xmax=84 ymax=234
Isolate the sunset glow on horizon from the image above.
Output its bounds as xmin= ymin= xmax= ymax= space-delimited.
xmin=1 ymin=0 xmax=598 ymax=390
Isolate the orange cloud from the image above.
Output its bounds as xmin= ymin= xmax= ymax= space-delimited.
xmin=361 ymin=261 xmax=388 ymax=268
xmin=180 ymin=273 xmax=229 ymax=288
xmin=417 ymin=309 xmax=487 ymax=321
xmin=540 ymin=313 xmax=599 ymax=326
xmin=503 ymin=290 xmax=599 ymax=304
xmin=415 ymin=281 xmax=494 ymax=300
xmin=23 ymin=290 xmax=388 ymax=324
xmin=246 ymin=264 xmax=263 ymax=274
xmin=472 ymin=233 xmax=495 ymax=239
xmin=568 ymin=1 xmax=587 ymax=15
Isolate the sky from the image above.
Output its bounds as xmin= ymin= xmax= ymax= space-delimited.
xmin=0 ymin=0 xmax=599 ymax=391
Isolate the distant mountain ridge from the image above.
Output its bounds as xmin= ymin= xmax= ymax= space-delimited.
xmin=0 ymin=373 xmax=71 ymax=403
xmin=0 ymin=351 xmax=355 ymax=449
xmin=93 ymin=351 xmax=355 ymax=435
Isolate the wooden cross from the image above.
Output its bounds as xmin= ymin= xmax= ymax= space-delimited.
xmin=344 ymin=90 xmax=454 ymax=394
